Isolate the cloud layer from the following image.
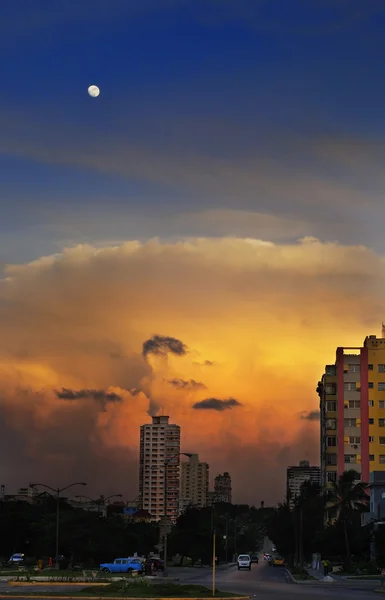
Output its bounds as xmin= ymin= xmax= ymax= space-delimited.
xmin=0 ymin=236 xmax=383 ymax=503
xmin=192 ymin=398 xmax=242 ymax=411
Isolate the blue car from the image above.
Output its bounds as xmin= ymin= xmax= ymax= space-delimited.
xmin=100 ymin=558 xmax=143 ymax=574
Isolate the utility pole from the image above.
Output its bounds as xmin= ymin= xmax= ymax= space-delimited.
xmin=234 ymin=517 xmax=237 ymax=559
xmin=212 ymin=527 xmax=216 ymax=597
xmin=299 ymin=503 xmax=304 ymax=571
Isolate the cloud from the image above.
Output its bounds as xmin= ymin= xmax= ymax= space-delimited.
xmin=300 ymin=410 xmax=320 ymax=421
xmin=0 ymin=236 xmax=385 ymax=503
xmin=192 ymin=398 xmax=242 ymax=411
xmin=56 ymin=387 xmax=123 ymax=403
xmin=142 ymin=335 xmax=187 ymax=358
xmin=167 ymin=378 xmax=207 ymax=390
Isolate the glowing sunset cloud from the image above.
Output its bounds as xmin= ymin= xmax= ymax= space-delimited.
xmin=0 ymin=236 xmax=384 ymax=503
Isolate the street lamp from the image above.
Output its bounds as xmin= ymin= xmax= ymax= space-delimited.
xmin=161 ymin=452 xmax=193 ymax=577
xmin=30 ymin=482 xmax=87 ymax=570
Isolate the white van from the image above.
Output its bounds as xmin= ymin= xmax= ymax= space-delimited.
xmin=237 ymin=554 xmax=251 ymax=570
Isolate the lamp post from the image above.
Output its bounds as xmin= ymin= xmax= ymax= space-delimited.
xmin=31 ymin=482 xmax=86 ymax=569
xmin=162 ymin=452 xmax=193 ymax=577
xmin=75 ymin=494 xmax=122 ymax=516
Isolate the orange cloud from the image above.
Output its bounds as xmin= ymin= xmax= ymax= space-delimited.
xmin=0 ymin=237 xmax=382 ymax=503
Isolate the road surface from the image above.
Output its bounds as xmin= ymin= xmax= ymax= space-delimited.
xmin=169 ymin=561 xmax=381 ymax=599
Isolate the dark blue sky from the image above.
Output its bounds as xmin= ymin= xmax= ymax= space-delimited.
xmin=2 ymin=0 xmax=385 ymax=262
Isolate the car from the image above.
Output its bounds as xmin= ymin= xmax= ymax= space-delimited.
xmin=146 ymin=558 xmax=164 ymax=572
xmin=250 ymin=555 xmax=259 ymax=564
xmin=237 ymin=554 xmax=251 ymax=570
xmin=99 ymin=558 xmax=143 ymax=574
xmin=8 ymin=553 xmax=24 ymax=565
xmin=272 ymin=556 xmax=285 ymax=567
xmin=264 ymin=553 xmax=271 ymax=561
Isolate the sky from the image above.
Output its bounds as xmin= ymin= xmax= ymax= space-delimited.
xmin=1 ymin=0 xmax=385 ymax=505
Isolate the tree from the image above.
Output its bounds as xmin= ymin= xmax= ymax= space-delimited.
xmin=326 ymin=470 xmax=369 ymax=568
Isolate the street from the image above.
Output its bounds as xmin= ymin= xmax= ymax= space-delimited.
xmin=169 ymin=561 xmax=381 ymax=599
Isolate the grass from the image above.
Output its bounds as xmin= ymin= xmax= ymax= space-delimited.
xmin=0 ymin=570 xmax=137 ymax=579
xmin=4 ymin=582 xmax=241 ymax=597
xmin=289 ymin=567 xmax=316 ymax=581
xmin=346 ymin=574 xmax=384 ymax=580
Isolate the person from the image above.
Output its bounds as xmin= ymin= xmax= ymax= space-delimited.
xmin=322 ymin=559 xmax=329 ymax=576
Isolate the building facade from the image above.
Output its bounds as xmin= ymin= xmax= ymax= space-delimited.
xmin=180 ymin=453 xmax=209 ymax=509
xmin=139 ymin=415 xmax=181 ymax=522
xmin=286 ymin=460 xmax=321 ymax=508
xmin=213 ymin=472 xmax=232 ymax=504
xmin=318 ymin=333 xmax=385 ymax=496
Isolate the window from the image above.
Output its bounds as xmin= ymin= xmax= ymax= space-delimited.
xmin=348 ymin=364 xmax=360 ymax=373
xmin=344 ymin=418 xmax=357 ymax=427
xmin=325 ymin=383 xmax=337 ymax=395
xmin=349 ymin=400 xmax=360 ymax=408
xmin=370 ymin=454 xmax=375 ymax=461
xmin=369 ymin=382 xmax=374 ymax=389
xmin=349 ymin=436 xmax=361 ymax=444
xmin=326 ymin=365 xmax=336 ymax=376
xmin=369 ymin=401 xmax=374 ymax=407
xmin=344 ymin=454 xmax=357 ymax=464
xmin=379 ymin=383 xmax=385 ymax=391
xmin=370 ymin=436 xmax=375 ymax=443
xmin=380 ymin=419 xmax=385 ymax=427
xmin=326 ymin=419 xmax=336 ymax=430
xmin=380 ymin=437 xmax=385 ymax=445
xmin=380 ymin=455 xmax=385 ymax=465
xmin=344 ymin=382 xmax=357 ymax=391
xmin=327 ymin=472 xmax=337 ymax=483
xmin=326 ymin=453 xmax=337 ymax=466
xmin=369 ymin=364 xmax=374 ymax=370
xmin=326 ymin=401 xmax=337 ymax=412
xmin=379 ymin=365 xmax=385 ymax=373
xmin=380 ymin=401 xmax=385 ymax=409
xmin=369 ymin=418 xmax=374 ymax=424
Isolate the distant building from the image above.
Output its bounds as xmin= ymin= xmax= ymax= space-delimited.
xmin=286 ymin=461 xmax=321 ymax=508
xmin=317 ymin=332 xmax=385 ymax=499
xmin=69 ymin=498 xmax=107 ymax=517
xmin=178 ymin=497 xmax=193 ymax=514
xmin=213 ymin=472 xmax=232 ymax=504
xmin=181 ymin=454 xmax=209 ymax=510
xmin=139 ymin=415 xmax=181 ymax=522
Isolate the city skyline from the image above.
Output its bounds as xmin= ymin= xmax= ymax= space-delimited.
xmin=2 ymin=1 xmax=385 ymax=504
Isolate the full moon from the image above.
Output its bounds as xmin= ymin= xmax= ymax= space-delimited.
xmin=88 ymin=85 xmax=100 ymax=98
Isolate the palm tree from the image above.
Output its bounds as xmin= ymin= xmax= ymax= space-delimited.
xmin=326 ymin=470 xmax=369 ymax=567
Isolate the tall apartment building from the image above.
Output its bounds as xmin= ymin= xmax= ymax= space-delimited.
xmin=286 ymin=460 xmax=321 ymax=508
xmin=139 ymin=415 xmax=181 ymax=522
xmin=318 ymin=332 xmax=385 ymax=497
xmin=181 ymin=453 xmax=209 ymax=509
xmin=213 ymin=472 xmax=232 ymax=503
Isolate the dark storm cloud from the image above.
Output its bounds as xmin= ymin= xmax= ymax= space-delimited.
xmin=56 ymin=388 xmax=123 ymax=403
xmin=0 ymin=388 xmax=139 ymax=500
xmin=300 ymin=410 xmax=320 ymax=421
xmin=167 ymin=378 xmax=207 ymax=390
xmin=142 ymin=335 xmax=187 ymax=358
xmin=192 ymin=397 xmax=242 ymax=411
